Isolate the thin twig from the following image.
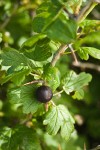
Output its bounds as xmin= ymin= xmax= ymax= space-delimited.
xmin=51 ymin=45 xmax=68 ymax=67
xmin=23 ymin=80 xmax=45 ymax=86
xmin=68 ymin=44 xmax=79 ymax=64
xmin=53 ymin=90 xmax=64 ymax=96
xmin=29 ymin=73 xmax=40 ymax=77
xmin=58 ymin=144 xmax=62 ymax=150
xmin=51 ymin=100 xmax=56 ymax=106
xmin=73 ymin=61 xmax=100 ymax=72
xmin=76 ymin=0 xmax=100 ymax=23
xmin=84 ymin=143 xmax=87 ymax=150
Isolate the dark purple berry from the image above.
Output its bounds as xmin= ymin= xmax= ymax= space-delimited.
xmin=36 ymin=86 xmax=53 ymax=103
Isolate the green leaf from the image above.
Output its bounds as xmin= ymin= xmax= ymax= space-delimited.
xmin=32 ymin=1 xmax=77 ymax=43
xmin=0 ymin=47 xmax=39 ymax=73
xmin=80 ymin=20 xmax=100 ymax=33
xmin=31 ymin=44 xmax=52 ymax=61
xmin=0 ymin=126 xmax=41 ymax=150
xmin=0 ymin=127 xmax=12 ymax=147
xmin=78 ymin=47 xmax=89 ymax=60
xmin=43 ymin=104 xmax=74 ymax=140
xmin=45 ymin=18 xmax=77 ymax=43
xmin=21 ymin=34 xmax=46 ymax=49
xmin=72 ymin=89 xmax=84 ymax=100
xmin=78 ymin=47 xmax=100 ymax=60
xmin=81 ymin=47 xmax=100 ymax=60
xmin=76 ymin=31 xmax=100 ymax=48
xmin=8 ymin=84 xmax=43 ymax=114
xmin=24 ymin=41 xmax=52 ymax=61
xmin=61 ymin=71 xmax=92 ymax=95
xmin=1 ymin=47 xmax=28 ymax=67
xmin=32 ymin=2 xmax=62 ymax=33
xmin=0 ymin=68 xmax=31 ymax=85
xmin=43 ymin=64 xmax=60 ymax=91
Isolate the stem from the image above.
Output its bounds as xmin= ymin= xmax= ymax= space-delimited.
xmin=73 ymin=61 xmax=100 ymax=72
xmin=58 ymin=144 xmax=62 ymax=150
xmin=51 ymin=100 xmax=56 ymax=106
xmin=45 ymin=103 xmax=49 ymax=112
xmin=23 ymin=80 xmax=45 ymax=86
xmin=53 ymin=90 xmax=63 ymax=96
xmin=76 ymin=0 xmax=100 ymax=23
xmin=68 ymin=44 xmax=79 ymax=64
xmin=51 ymin=45 xmax=68 ymax=67
xmin=84 ymin=143 xmax=87 ymax=150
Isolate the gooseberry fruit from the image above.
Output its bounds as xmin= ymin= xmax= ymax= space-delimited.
xmin=36 ymin=85 xmax=53 ymax=103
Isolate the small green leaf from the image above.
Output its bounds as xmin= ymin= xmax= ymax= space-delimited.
xmin=0 ymin=126 xmax=42 ymax=150
xmin=32 ymin=44 xmax=52 ymax=61
xmin=78 ymin=47 xmax=100 ymax=60
xmin=61 ymin=71 xmax=92 ymax=95
xmin=80 ymin=20 xmax=100 ymax=33
xmin=87 ymin=31 xmax=100 ymax=44
xmin=21 ymin=34 xmax=46 ymax=49
xmin=1 ymin=47 xmax=28 ymax=67
xmin=43 ymin=64 xmax=60 ymax=91
xmin=72 ymin=89 xmax=84 ymax=100
xmin=78 ymin=47 xmax=89 ymax=60
xmin=0 ymin=127 xmax=12 ymax=147
xmin=76 ymin=31 xmax=100 ymax=48
xmin=0 ymin=68 xmax=31 ymax=85
xmin=8 ymin=84 xmax=43 ymax=114
xmin=24 ymin=42 xmax=52 ymax=61
xmin=81 ymin=47 xmax=100 ymax=60
xmin=43 ymin=104 xmax=74 ymax=140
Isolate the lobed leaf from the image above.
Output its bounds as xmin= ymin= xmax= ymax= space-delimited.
xmin=8 ymin=84 xmax=43 ymax=114
xmin=72 ymin=89 xmax=84 ymax=100
xmin=61 ymin=71 xmax=92 ymax=95
xmin=0 ymin=126 xmax=41 ymax=150
xmin=21 ymin=34 xmax=46 ymax=49
xmin=43 ymin=104 xmax=74 ymax=140
xmin=24 ymin=41 xmax=52 ymax=61
xmin=78 ymin=47 xmax=100 ymax=60
xmin=84 ymin=47 xmax=100 ymax=59
xmin=1 ymin=47 xmax=28 ymax=67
